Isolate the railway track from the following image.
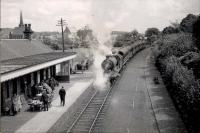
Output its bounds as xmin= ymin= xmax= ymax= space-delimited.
xmin=66 ymin=54 xmax=131 ymax=133
xmin=66 ymin=83 xmax=114 ymax=133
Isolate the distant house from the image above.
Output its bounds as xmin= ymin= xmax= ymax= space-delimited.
xmin=9 ymin=11 xmax=25 ymax=39
xmin=110 ymin=31 xmax=129 ymax=42
xmin=9 ymin=11 xmax=34 ymax=40
xmin=64 ymin=26 xmax=71 ymax=36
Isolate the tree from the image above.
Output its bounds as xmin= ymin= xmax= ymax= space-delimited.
xmin=145 ymin=28 xmax=160 ymax=37
xmin=162 ymin=26 xmax=179 ymax=34
xmin=42 ymin=36 xmax=61 ymax=50
xmin=113 ymin=30 xmax=141 ymax=47
xmin=171 ymin=20 xmax=180 ymax=29
xmin=77 ymin=26 xmax=94 ymax=41
xmin=162 ymin=20 xmax=181 ymax=34
xmin=145 ymin=28 xmax=160 ymax=44
xmin=76 ymin=26 xmax=96 ymax=47
xmin=180 ymin=14 xmax=198 ymax=33
xmin=193 ymin=15 xmax=200 ymax=50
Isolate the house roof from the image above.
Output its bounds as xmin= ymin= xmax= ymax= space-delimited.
xmin=12 ymin=26 xmax=25 ymax=35
xmin=64 ymin=26 xmax=71 ymax=34
xmin=1 ymin=52 xmax=76 ymax=82
xmin=1 ymin=39 xmax=53 ymax=61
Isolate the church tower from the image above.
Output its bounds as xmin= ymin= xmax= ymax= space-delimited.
xmin=19 ymin=11 xmax=24 ymax=27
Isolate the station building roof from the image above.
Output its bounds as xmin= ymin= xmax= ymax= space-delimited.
xmin=1 ymin=52 xmax=76 ymax=82
xmin=1 ymin=39 xmax=53 ymax=61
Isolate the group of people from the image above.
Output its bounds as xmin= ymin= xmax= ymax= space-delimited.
xmin=10 ymin=86 xmax=66 ymax=115
xmin=30 ymin=77 xmax=59 ymax=98
xmin=11 ymin=94 xmax=22 ymax=116
xmin=40 ymin=86 xmax=66 ymax=111
xmin=37 ymin=77 xmax=58 ymax=94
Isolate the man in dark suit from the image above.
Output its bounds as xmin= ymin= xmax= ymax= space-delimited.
xmin=59 ymin=86 xmax=66 ymax=106
xmin=41 ymin=91 xmax=49 ymax=111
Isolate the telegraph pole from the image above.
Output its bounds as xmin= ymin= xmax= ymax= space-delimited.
xmin=57 ymin=18 xmax=66 ymax=52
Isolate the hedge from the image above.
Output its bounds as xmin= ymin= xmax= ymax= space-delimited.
xmin=154 ymin=33 xmax=200 ymax=133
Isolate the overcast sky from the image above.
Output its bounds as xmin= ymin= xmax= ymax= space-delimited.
xmin=1 ymin=0 xmax=200 ymax=34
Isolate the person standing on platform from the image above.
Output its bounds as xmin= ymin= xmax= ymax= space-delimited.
xmin=41 ymin=90 xmax=49 ymax=111
xmin=11 ymin=94 xmax=17 ymax=116
xmin=59 ymin=86 xmax=66 ymax=106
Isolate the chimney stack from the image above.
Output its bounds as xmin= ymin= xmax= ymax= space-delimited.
xmin=23 ymin=24 xmax=33 ymax=40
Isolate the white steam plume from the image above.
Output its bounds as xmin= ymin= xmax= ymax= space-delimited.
xmin=85 ymin=27 xmax=113 ymax=90
xmin=91 ymin=42 xmax=112 ymax=90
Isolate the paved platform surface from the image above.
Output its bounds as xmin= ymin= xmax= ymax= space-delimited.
xmin=145 ymin=48 xmax=187 ymax=133
xmin=0 ymin=71 xmax=93 ymax=133
xmin=99 ymin=48 xmax=187 ymax=133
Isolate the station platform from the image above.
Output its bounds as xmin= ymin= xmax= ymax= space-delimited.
xmin=0 ymin=71 xmax=94 ymax=133
xmin=145 ymin=52 xmax=187 ymax=133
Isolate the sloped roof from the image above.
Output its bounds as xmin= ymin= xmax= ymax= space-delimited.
xmin=1 ymin=39 xmax=53 ymax=61
xmin=1 ymin=52 xmax=76 ymax=82
xmin=64 ymin=26 xmax=71 ymax=34
xmin=1 ymin=52 xmax=76 ymax=74
xmin=12 ymin=26 xmax=25 ymax=35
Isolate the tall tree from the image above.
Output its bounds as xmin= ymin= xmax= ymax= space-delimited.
xmin=76 ymin=26 xmax=96 ymax=47
xmin=180 ymin=14 xmax=198 ymax=33
xmin=113 ymin=30 xmax=141 ymax=47
xmin=193 ymin=16 xmax=200 ymax=50
xmin=145 ymin=27 xmax=160 ymax=44
xmin=162 ymin=26 xmax=179 ymax=34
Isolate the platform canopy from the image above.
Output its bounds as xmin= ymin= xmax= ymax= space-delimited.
xmin=1 ymin=52 xmax=76 ymax=82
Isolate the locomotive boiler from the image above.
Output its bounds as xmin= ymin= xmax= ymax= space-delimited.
xmin=101 ymin=41 xmax=146 ymax=84
xmin=101 ymin=55 xmax=119 ymax=72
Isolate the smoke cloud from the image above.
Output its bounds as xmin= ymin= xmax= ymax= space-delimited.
xmin=87 ymin=0 xmax=116 ymax=90
xmin=91 ymin=41 xmax=112 ymax=90
xmin=87 ymin=27 xmax=113 ymax=90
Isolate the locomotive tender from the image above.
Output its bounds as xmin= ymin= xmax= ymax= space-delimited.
xmin=101 ymin=41 xmax=146 ymax=83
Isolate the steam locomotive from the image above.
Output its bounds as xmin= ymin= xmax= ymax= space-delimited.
xmin=101 ymin=41 xmax=146 ymax=84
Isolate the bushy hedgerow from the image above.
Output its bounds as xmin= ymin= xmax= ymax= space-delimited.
xmin=155 ymin=34 xmax=197 ymax=59
xmin=162 ymin=26 xmax=180 ymax=34
xmin=154 ymin=33 xmax=200 ymax=133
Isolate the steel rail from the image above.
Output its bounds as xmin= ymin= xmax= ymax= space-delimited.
xmin=66 ymin=77 xmax=120 ymax=133
xmin=88 ymin=48 xmax=138 ymax=133
xmin=88 ymin=80 xmax=115 ymax=133
xmin=66 ymin=85 xmax=97 ymax=133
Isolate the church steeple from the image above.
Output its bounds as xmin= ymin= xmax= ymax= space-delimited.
xmin=19 ymin=10 xmax=24 ymax=27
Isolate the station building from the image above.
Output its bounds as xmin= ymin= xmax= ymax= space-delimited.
xmin=0 ymin=12 xmax=76 ymax=115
